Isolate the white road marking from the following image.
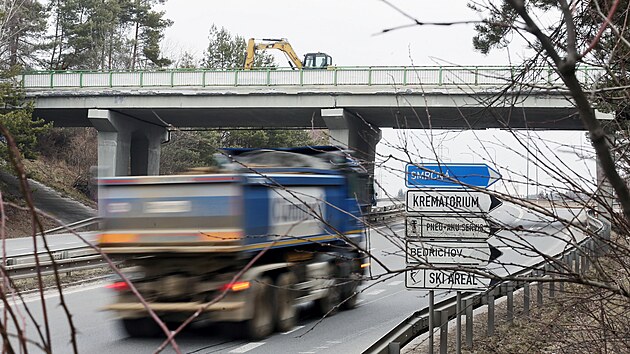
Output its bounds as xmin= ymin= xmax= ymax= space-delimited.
xmin=514 ymin=206 xmax=525 ymax=224
xmin=388 ymin=280 xmax=403 ymax=286
xmin=228 ymin=342 xmax=266 ymax=353
xmin=5 ymin=283 xmax=106 ymax=305
xmin=282 ymin=325 xmax=304 ymax=335
xmin=360 ymin=289 xmax=406 ymax=307
xmin=380 ymin=245 xmax=402 ymax=253
xmin=327 ymin=340 xmax=342 ymax=344
xmin=13 ymin=248 xmax=28 ymax=251
xmin=365 ymin=289 xmax=386 ymax=296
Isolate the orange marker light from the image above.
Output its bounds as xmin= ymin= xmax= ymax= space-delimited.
xmin=221 ymin=281 xmax=251 ymax=292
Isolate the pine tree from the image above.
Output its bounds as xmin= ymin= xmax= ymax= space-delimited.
xmin=0 ymin=0 xmax=48 ymax=69
xmin=202 ymin=25 xmax=274 ymax=69
xmin=129 ymin=0 xmax=172 ymax=69
xmin=0 ymin=68 xmax=50 ymax=163
xmin=47 ymin=0 xmax=172 ymax=70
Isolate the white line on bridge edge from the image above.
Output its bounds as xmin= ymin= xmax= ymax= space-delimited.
xmin=228 ymin=342 xmax=266 ymax=353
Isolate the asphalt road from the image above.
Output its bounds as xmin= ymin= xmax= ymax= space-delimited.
xmin=2 ymin=201 xmax=587 ymax=353
xmin=2 ymin=232 xmax=97 ymax=257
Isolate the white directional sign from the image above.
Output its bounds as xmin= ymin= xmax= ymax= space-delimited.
xmin=405 ymin=268 xmax=491 ymax=290
xmin=406 ymin=215 xmax=489 ymax=239
xmin=405 ymin=241 xmax=490 ymax=265
xmin=404 ymin=164 xmax=501 ymax=292
xmin=406 ymin=190 xmax=502 ymax=214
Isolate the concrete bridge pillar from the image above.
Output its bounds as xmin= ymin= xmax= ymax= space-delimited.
xmin=322 ymin=108 xmax=382 ymax=206
xmin=88 ymin=109 xmax=167 ymax=177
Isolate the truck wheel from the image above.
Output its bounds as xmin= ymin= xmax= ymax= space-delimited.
xmin=121 ymin=317 xmax=162 ymax=338
xmin=315 ymin=276 xmax=340 ymax=317
xmin=341 ymin=272 xmax=360 ymax=310
xmin=275 ymin=272 xmax=297 ymax=332
xmin=244 ymin=276 xmax=274 ymax=340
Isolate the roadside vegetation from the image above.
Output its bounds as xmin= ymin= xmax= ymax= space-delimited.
xmin=1 ymin=0 xmax=630 ymax=353
xmin=404 ymin=232 xmax=629 ymax=354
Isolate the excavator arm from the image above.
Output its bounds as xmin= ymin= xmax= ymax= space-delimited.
xmin=244 ymin=38 xmax=303 ymax=70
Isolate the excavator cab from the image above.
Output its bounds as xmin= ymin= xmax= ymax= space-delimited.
xmin=303 ymin=53 xmax=333 ymax=69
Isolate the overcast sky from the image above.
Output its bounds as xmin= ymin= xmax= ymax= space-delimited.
xmin=158 ymin=0 xmax=595 ymax=197
xmin=160 ymin=0 xmax=529 ymax=67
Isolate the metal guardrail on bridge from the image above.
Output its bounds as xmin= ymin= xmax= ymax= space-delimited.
xmin=20 ymin=66 xmax=604 ymax=90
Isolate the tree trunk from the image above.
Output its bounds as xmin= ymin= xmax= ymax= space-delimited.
xmin=561 ymin=66 xmax=630 ymax=223
xmin=49 ymin=0 xmax=61 ymax=70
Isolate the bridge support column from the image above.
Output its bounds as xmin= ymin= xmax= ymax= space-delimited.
xmin=322 ymin=108 xmax=381 ymax=206
xmin=88 ymin=109 xmax=167 ymax=177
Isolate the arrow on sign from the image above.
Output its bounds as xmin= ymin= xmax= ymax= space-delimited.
xmin=406 ymin=163 xmax=501 ymax=189
xmin=410 ymin=269 xmax=419 ymax=283
xmin=489 ymin=194 xmax=502 ymax=212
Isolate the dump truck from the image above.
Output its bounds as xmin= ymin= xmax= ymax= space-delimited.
xmin=98 ymin=147 xmax=369 ymax=339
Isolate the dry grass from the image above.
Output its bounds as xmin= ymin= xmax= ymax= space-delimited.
xmin=23 ymin=157 xmax=96 ymax=208
xmin=405 ymin=283 xmax=629 ymax=354
xmin=2 ymin=203 xmax=58 ymax=238
xmin=405 ymin=250 xmax=630 ymax=354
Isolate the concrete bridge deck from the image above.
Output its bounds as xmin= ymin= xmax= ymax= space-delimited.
xmin=22 ymin=66 xmax=600 ymax=130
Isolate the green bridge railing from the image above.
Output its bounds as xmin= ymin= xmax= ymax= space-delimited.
xmin=20 ymin=66 xmax=603 ymax=89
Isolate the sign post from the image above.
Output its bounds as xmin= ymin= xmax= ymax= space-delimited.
xmin=404 ymin=162 xmax=501 ymax=292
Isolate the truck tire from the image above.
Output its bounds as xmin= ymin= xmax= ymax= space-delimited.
xmin=121 ymin=317 xmax=162 ymax=338
xmin=341 ymin=259 xmax=363 ymax=310
xmin=275 ymin=272 xmax=297 ymax=332
xmin=243 ymin=276 xmax=274 ymax=340
xmin=341 ymin=271 xmax=360 ymax=310
xmin=314 ymin=268 xmax=340 ymax=317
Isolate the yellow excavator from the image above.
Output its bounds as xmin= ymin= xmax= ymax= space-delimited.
xmin=244 ymin=38 xmax=332 ymax=70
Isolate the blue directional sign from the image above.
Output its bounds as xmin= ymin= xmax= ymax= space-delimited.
xmin=406 ymin=163 xmax=501 ymax=189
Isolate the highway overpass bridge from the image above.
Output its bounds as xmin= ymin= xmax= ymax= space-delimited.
xmin=21 ymin=66 xmax=605 ymax=177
